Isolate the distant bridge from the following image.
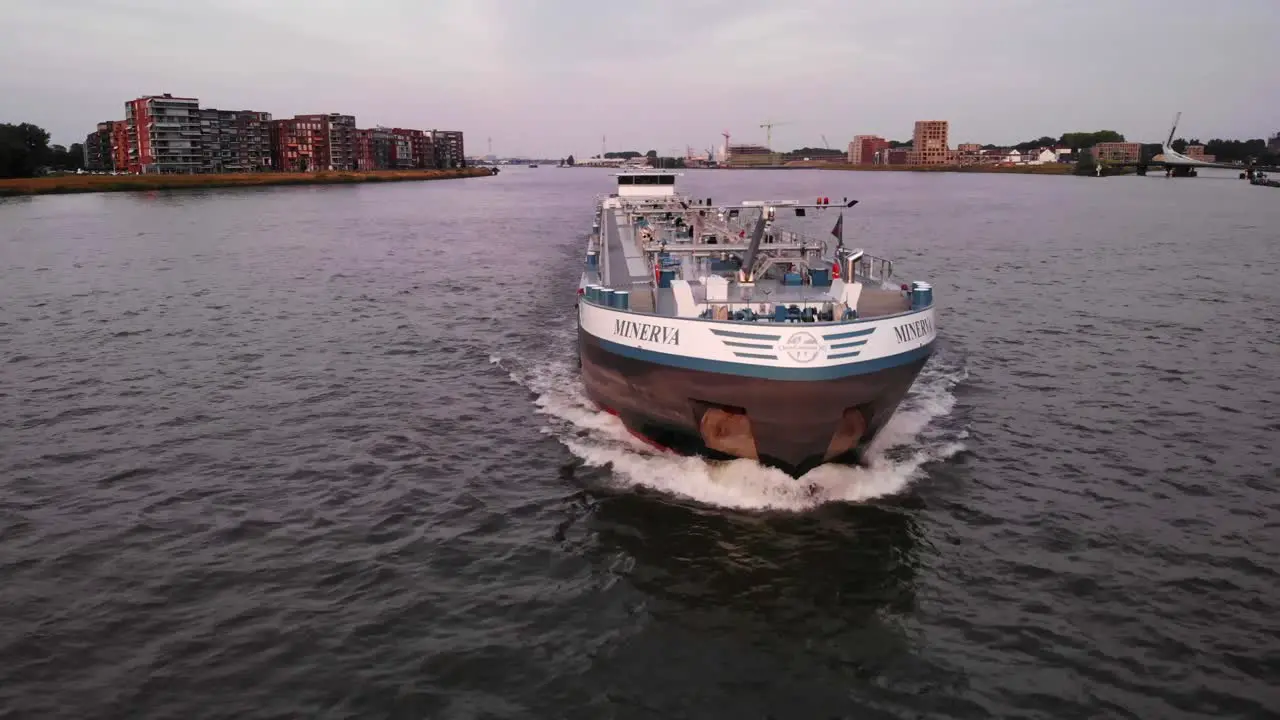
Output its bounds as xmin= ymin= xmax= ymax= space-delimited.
xmin=1116 ymin=113 xmax=1279 ymax=176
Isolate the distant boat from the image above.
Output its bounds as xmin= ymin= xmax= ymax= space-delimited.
xmin=529 ymin=163 xmax=539 ymax=168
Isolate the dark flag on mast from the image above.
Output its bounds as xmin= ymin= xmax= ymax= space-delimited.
xmin=830 ymin=211 xmax=845 ymax=279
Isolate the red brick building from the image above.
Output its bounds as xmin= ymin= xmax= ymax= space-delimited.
xmin=270 ymin=113 xmax=356 ymax=172
xmin=847 ymin=134 xmax=890 ymax=165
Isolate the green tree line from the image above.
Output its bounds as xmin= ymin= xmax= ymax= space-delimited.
xmin=1169 ymin=137 xmax=1277 ymax=164
xmin=1 ymin=122 xmax=85 ymax=178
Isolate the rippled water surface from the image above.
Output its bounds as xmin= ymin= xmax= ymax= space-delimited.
xmin=2 ymin=169 xmax=1278 ymax=719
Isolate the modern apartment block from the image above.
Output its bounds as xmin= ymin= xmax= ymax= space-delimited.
xmin=909 ymin=121 xmax=950 ymax=165
xmin=83 ymin=121 xmax=114 ymax=171
xmin=270 ymin=113 xmax=357 ymax=172
xmin=125 ymin=94 xmax=202 ymax=174
xmin=1092 ymin=142 xmax=1141 ymax=163
xmin=847 ymin=134 xmax=890 ymax=165
xmin=199 ymin=109 xmax=272 ymax=173
xmin=431 ymin=130 xmax=466 ymax=168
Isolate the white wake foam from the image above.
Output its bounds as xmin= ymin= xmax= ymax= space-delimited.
xmin=492 ymin=337 xmax=965 ymax=512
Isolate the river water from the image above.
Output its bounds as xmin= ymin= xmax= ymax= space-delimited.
xmin=1 ymin=168 xmax=1277 ymax=719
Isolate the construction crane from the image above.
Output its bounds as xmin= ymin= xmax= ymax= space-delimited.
xmin=821 ymin=134 xmax=830 ymax=150
xmin=759 ymin=120 xmax=792 ymax=151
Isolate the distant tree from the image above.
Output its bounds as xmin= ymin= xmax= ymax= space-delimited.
xmin=1013 ymin=135 xmax=1058 ymax=151
xmin=1171 ymin=138 xmax=1188 ymax=153
xmin=566 ymin=154 xmax=575 ymax=166
xmin=604 ymin=151 xmax=641 ymax=159
xmin=782 ymin=147 xmax=843 ymax=159
xmin=1204 ymin=138 xmax=1273 ymax=164
xmin=645 ymin=150 xmax=658 ymax=158
xmin=1059 ymin=130 xmax=1125 ymax=150
xmin=645 ymin=155 xmax=685 ymax=168
xmin=0 ymin=122 xmax=52 ymax=177
xmin=1073 ymin=149 xmax=1097 ymax=176
xmin=45 ymin=143 xmax=84 ymax=171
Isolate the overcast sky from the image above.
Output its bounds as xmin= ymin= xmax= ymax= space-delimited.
xmin=3 ymin=0 xmax=1277 ymax=156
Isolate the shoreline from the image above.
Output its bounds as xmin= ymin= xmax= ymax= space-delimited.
xmin=0 ymin=167 xmax=495 ymax=197
xmin=740 ymin=162 xmax=1078 ymax=175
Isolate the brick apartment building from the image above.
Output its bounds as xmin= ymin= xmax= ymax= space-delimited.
xmin=1092 ymin=142 xmax=1141 ymax=163
xmin=88 ymin=96 xmax=466 ymax=174
xmin=432 ymin=130 xmax=465 ymax=168
xmin=271 ymin=114 xmax=357 ymax=172
xmin=200 ymin=109 xmax=272 ymax=173
xmin=909 ymin=120 xmax=950 ymax=165
xmin=125 ymin=94 xmax=202 ymax=174
xmin=83 ymin=121 xmax=114 ymax=171
xmin=847 ymin=135 xmax=890 ymax=165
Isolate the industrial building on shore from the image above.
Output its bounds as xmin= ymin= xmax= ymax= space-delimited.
xmin=83 ymin=94 xmax=466 ymax=174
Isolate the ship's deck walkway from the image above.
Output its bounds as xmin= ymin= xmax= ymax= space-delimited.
xmin=602 ymin=207 xmax=655 ymax=312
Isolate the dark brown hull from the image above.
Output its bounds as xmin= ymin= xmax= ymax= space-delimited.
xmin=579 ymin=329 xmax=933 ymax=477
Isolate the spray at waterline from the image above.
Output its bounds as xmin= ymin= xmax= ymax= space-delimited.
xmin=490 ymin=334 xmax=966 ymax=512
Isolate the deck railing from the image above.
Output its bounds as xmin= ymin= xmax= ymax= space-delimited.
xmin=853 ymin=253 xmax=895 ymax=286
